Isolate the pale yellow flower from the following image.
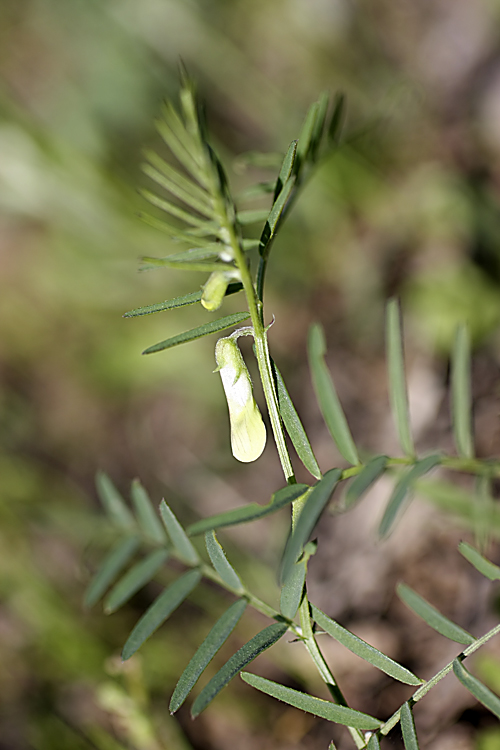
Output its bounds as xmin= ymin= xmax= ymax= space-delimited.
xmin=215 ymin=336 xmax=266 ymax=462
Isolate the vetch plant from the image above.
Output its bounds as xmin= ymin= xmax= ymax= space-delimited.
xmin=86 ymin=73 xmax=500 ymax=748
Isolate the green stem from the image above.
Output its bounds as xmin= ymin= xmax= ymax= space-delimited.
xmin=379 ymin=623 xmax=500 ymax=736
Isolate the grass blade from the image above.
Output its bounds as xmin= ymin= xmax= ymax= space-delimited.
xmin=274 ymin=363 xmax=321 ymax=480
xmin=400 ymin=702 xmax=420 ymax=750
xmin=458 ymin=541 xmax=500 ymax=580
xmin=344 ymin=456 xmax=388 ymax=509
xmin=453 ymin=658 xmax=500 ymax=720
xmin=311 ymin=605 xmax=422 ymax=686
xmin=281 ymin=469 xmax=341 ymax=583
xmin=104 ymin=549 xmax=169 ymax=613
xmin=397 ymin=583 xmax=475 ymax=645
xmin=122 ymin=569 xmax=202 ymax=661
xmin=84 ymin=535 xmax=140 ymax=609
xmin=142 ymin=312 xmax=250 ymax=355
xmin=378 ymin=455 xmax=441 ymax=538
xmin=386 ymin=299 xmax=414 ymax=457
xmin=170 ymin=598 xmax=247 ymax=713
xmin=130 ymin=479 xmax=166 ymax=545
xmin=191 ymin=622 xmax=288 ymax=717
xmin=187 ymin=484 xmax=309 ymax=536
xmin=308 ymin=323 xmax=359 ymax=465
xmin=205 ymin=531 xmax=243 ymax=592
xmin=451 ymin=325 xmax=474 ymax=458
xmin=280 ymin=558 xmax=306 ymax=619
xmin=96 ymin=472 xmax=135 ymax=531
xmin=160 ymin=500 xmax=199 ymax=565
xmin=240 ymin=673 xmax=381 ymax=730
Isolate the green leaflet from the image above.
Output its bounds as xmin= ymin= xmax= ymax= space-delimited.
xmin=273 ymin=140 xmax=297 ymax=200
xmin=274 ymin=362 xmax=321 ymax=480
xmin=327 ymin=93 xmax=346 ymax=145
xmin=143 ymin=151 xmax=212 ymax=215
xmin=344 ymin=456 xmax=388 ymax=509
xmin=459 ymin=541 xmax=500 ymax=580
xmin=311 ymin=605 xmax=422 ymax=686
xmin=281 ymin=469 xmax=341 ymax=584
xmin=95 ymin=472 xmax=135 ymax=531
xmin=295 ymin=101 xmax=319 ymax=172
xmin=367 ymin=735 xmax=380 ymax=750
xmin=400 ymin=702 xmax=420 ymax=750
xmin=130 ymin=479 xmax=166 ymax=545
xmin=123 ymin=283 xmax=243 ymax=318
xmin=386 ymin=299 xmax=414 ymax=457
xmin=237 ymin=209 xmax=270 ymax=225
xmin=309 ymin=91 xmax=329 ymax=162
xmin=160 ymin=500 xmax=199 ymax=566
xmin=279 ymin=558 xmax=306 ymax=620
xmin=397 ymin=583 xmax=475 ymax=645
xmin=187 ymin=483 xmax=309 ymax=536
xmin=140 ymin=189 xmax=217 ymax=233
xmin=205 ymin=531 xmax=243 ymax=592
xmin=453 ymin=658 xmax=500 ymax=720
xmin=308 ymin=323 xmax=359 ymax=466
xmin=259 ymin=176 xmax=295 ymax=256
xmin=240 ymin=673 xmax=381 ymax=730
xmin=84 ymin=536 xmax=140 ymax=609
xmin=190 ymin=622 xmax=288 ymax=717
xmin=140 ymin=257 xmax=228 ymax=273
xmin=378 ymin=455 xmax=441 ymax=538
xmin=142 ymin=312 xmax=250 ymax=355
xmin=104 ymin=549 xmax=169 ymax=614
xmin=451 ymin=325 xmax=474 ymax=459
xmin=169 ymin=598 xmax=247 ymax=713
xmin=122 ymin=569 xmax=202 ymax=661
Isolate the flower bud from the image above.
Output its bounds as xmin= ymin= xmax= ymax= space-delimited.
xmin=201 ymin=269 xmax=239 ymax=311
xmin=215 ymin=336 xmax=266 ymax=462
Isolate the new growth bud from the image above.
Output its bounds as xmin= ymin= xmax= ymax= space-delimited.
xmin=215 ymin=336 xmax=266 ymax=462
xmin=201 ymin=269 xmax=240 ymax=311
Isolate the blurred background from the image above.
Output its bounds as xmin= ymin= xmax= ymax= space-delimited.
xmin=3 ymin=0 xmax=500 ymax=748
